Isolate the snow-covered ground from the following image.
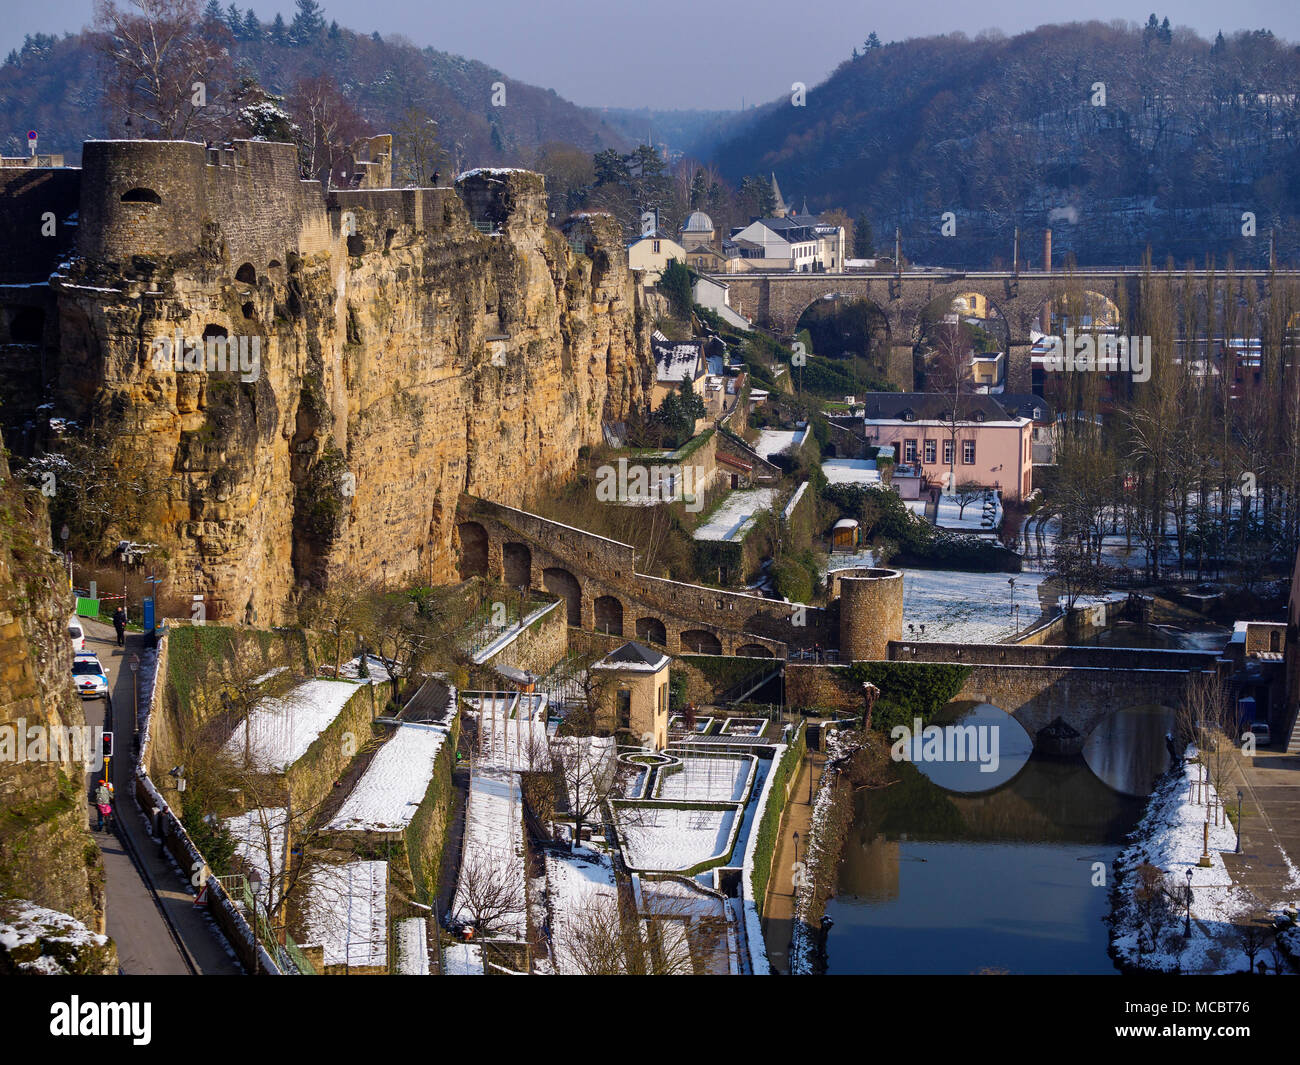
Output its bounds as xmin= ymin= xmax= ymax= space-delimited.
xmin=326 ymin=723 xmax=449 ymax=832
xmin=693 ymin=487 xmax=779 ymax=542
xmin=300 ymin=860 xmax=388 ymax=970
xmin=452 ymin=767 xmax=528 ymax=938
xmin=223 ymin=807 xmax=288 ymax=910
xmin=337 ymin=654 xmax=392 ymax=684
xmin=754 ymin=428 xmax=806 ymax=462
xmin=466 ymin=692 xmax=549 ymax=769
xmin=0 ymin=900 xmax=110 ymax=974
xmin=394 ymin=917 xmax=429 ymax=975
xmin=898 ymin=568 xmax=1047 ymax=643
xmin=224 ymin=679 xmax=363 ymax=772
xmin=1112 ymin=757 xmax=1261 ymax=974
xmin=616 ymin=805 xmax=738 ymax=873
xmin=545 ymin=847 xmax=621 ymax=975
xmin=655 ymin=755 xmax=754 ymax=803
xmin=930 ymin=490 xmax=1002 ymax=533
xmin=821 ymin=458 xmax=882 ymax=486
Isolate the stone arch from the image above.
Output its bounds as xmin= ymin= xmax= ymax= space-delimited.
xmin=543 ymin=567 xmax=582 ymax=626
xmin=594 ymin=595 xmax=624 ymax=636
xmin=680 ymin=629 xmax=723 ymax=654
xmin=1033 ymin=288 xmax=1122 ymax=335
xmin=120 ymin=187 xmax=161 ymax=205
xmin=793 ymin=291 xmax=892 ymax=361
xmin=8 ymin=306 xmax=44 ymax=345
xmin=457 ymin=521 xmax=489 ymax=578
xmin=502 ymin=541 xmax=532 ymax=588
xmin=736 ymin=643 xmax=774 ymax=658
xmin=235 ymin=262 xmax=257 ymax=285
xmin=635 ymin=616 xmax=667 ymax=647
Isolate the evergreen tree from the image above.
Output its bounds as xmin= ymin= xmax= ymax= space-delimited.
xmin=242 ymin=9 xmax=262 ymax=39
xmin=202 ymin=0 xmax=223 ymax=24
xmin=1211 ymin=30 xmax=1225 ymax=55
xmin=865 ymin=31 xmax=881 ymax=49
xmin=328 ymin=19 xmax=340 ymax=40
xmin=290 ymin=0 xmax=325 ymax=44
xmin=1160 ymin=17 xmax=1172 ymax=43
xmin=225 ymin=4 xmax=242 ymax=37
xmin=270 ymin=13 xmax=288 ymax=44
xmin=854 ymin=213 xmax=874 ymax=257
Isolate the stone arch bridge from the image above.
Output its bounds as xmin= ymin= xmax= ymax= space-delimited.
xmin=456 ymin=495 xmax=839 ymax=658
xmin=885 ymin=640 xmax=1226 ymax=755
xmin=715 ymin=268 xmax=1300 ymax=390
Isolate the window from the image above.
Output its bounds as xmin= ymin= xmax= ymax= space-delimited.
xmin=903 ymin=439 xmax=918 ymax=463
xmin=943 ymin=440 xmax=954 ymax=465
xmin=617 ymin=689 xmax=631 ymax=731
xmin=652 ymin=240 xmax=661 ymax=253
xmin=923 ymin=439 xmax=936 ymax=464
xmin=963 ymin=440 xmax=976 ymax=465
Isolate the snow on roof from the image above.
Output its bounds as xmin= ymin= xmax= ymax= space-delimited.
xmin=595 ymin=641 xmax=669 ymax=672
xmin=301 ymin=860 xmax=389 ymax=970
xmin=754 ymin=429 xmax=804 ymax=461
xmin=224 ymin=679 xmax=363 ymax=772
xmin=653 ymin=337 xmax=702 ymax=382
xmin=326 ymin=723 xmax=449 ymax=832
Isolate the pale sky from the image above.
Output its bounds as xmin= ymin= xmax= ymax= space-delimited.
xmin=7 ymin=0 xmax=1298 ymax=110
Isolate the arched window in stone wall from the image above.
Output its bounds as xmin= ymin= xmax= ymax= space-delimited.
xmin=542 ymin=567 xmax=581 ymax=626
xmin=680 ymin=629 xmax=722 ymax=655
xmin=503 ymin=542 xmax=531 ymax=588
xmin=636 ymin=617 xmax=667 ymax=647
xmin=120 ymin=187 xmax=162 ymax=205
xmin=235 ymin=262 xmax=257 ymax=285
xmin=594 ymin=596 xmax=623 ymax=637
xmin=457 ymin=522 xmax=489 ymax=578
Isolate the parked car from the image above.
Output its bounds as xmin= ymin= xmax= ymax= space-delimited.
xmin=72 ymin=653 xmax=108 ymax=700
xmin=68 ymin=616 xmax=86 ymax=653
xmin=1251 ymin=722 xmax=1272 ymax=747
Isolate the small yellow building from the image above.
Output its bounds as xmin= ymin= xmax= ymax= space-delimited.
xmin=593 ymin=641 xmax=671 ymax=750
xmin=627 ymin=233 xmax=686 ymax=284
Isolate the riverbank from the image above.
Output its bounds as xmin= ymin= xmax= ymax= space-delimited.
xmin=1109 ymin=753 xmax=1290 ymax=974
xmin=784 ymin=728 xmax=894 ymax=975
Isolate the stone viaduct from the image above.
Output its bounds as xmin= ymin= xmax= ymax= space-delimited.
xmin=456 ymin=495 xmax=847 ymax=658
xmin=715 ymin=268 xmax=1300 ymax=392
xmin=885 ymin=640 xmax=1226 ymax=755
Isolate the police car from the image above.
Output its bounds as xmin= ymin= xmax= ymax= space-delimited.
xmin=72 ymin=653 xmax=108 ymax=699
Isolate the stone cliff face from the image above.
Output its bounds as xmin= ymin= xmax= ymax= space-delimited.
xmin=45 ymin=144 xmax=650 ymax=622
xmin=0 ymin=431 xmax=112 ymax=950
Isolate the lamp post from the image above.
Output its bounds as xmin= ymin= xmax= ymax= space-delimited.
xmin=1184 ymin=868 xmax=1193 ymax=938
xmin=793 ymin=831 xmax=800 ymax=870
xmin=1008 ymin=576 xmax=1016 ymax=620
xmin=1236 ymin=789 xmax=1243 ymax=854
xmin=129 ymin=656 xmax=139 ymax=750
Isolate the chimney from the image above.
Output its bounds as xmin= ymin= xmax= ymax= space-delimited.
xmin=1043 ymin=228 xmax=1052 ymax=273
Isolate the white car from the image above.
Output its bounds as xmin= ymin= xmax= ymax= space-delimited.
xmin=68 ymin=617 xmax=86 ymax=653
xmin=72 ymin=653 xmax=108 ymax=699
xmin=1251 ymin=722 xmax=1272 ymax=747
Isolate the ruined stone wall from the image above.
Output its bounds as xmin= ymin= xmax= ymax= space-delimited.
xmin=27 ymin=147 xmax=650 ymax=624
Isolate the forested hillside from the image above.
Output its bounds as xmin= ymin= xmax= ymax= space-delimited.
xmin=0 ymin=1 xmax=626 ymax=170
xmin=707 ymin=20 xmax=1300 ymax=267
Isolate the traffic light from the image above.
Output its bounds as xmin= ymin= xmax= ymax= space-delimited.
xmin=102 ymin=731 xmax=113 ymax=760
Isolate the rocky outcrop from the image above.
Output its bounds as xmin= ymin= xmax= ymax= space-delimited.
xmin=0 ymin=431 xmax=112 ymax=945
xmin=40 ymin=144 xmax=651 ymax=623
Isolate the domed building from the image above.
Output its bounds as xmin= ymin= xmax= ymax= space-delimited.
xmin=680 ymin=210 xmax=715 ymax=245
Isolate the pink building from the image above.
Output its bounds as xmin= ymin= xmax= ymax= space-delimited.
xmin=857 ymin=393 xmax=1034 ymax=501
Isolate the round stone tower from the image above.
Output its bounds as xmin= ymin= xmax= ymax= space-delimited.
xmin=835 ymin=567 xmax=904 ymax=662
xmin=79 ymin=140 xmax=208 ymax=264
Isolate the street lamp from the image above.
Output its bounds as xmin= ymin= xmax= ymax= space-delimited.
xmin=1236 ymin=789 xmax=1243 ymax=854
xmin=1008 ymin=576 xmax=1016 ymax=620
xmin=793 ymin=831 xmax=800 ymax=869
xmin=1184 ymin=868 xmax=1193 ymax=938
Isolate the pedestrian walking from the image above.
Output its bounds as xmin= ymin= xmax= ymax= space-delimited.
xmin=432 ymin=169 xmax=440 ymax=186
xmin=112 ymin=605 xmax=126 ymax=647
xmin=95 ymin=781 xmax=112 ymax=831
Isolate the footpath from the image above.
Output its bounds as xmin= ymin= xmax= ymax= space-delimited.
xmin=761 ymin=748 xmax=827 ymax=975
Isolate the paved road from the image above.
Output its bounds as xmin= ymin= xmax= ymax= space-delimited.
xmin=761 ymin=748 xmax=826 ymax=975
xmin=81 ymin=618 xmax=243 ymax=975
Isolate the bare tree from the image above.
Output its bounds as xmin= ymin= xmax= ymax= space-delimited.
xmin=953 ymin=479 xmax=987 ymax=519
xmin=95 ymin=0 xmax=233 ymax=139
xmin=287 ymin=74 xmax=371 ymax=185
xmin=552 ymin=734 xmax=616 ymax=852
xmin=454 ymin=845 xmax=526 ymax=935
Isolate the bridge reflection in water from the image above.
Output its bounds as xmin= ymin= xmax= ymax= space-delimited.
xmin=819 ymin=699 xmax=1164 ymax=974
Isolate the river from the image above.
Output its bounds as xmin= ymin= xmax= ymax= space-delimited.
xmin=818 ymin=699 xmax=1175 ymax=974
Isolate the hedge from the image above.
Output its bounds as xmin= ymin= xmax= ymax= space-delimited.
xmin=749 ymin=723 xmax=807 ymax=918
